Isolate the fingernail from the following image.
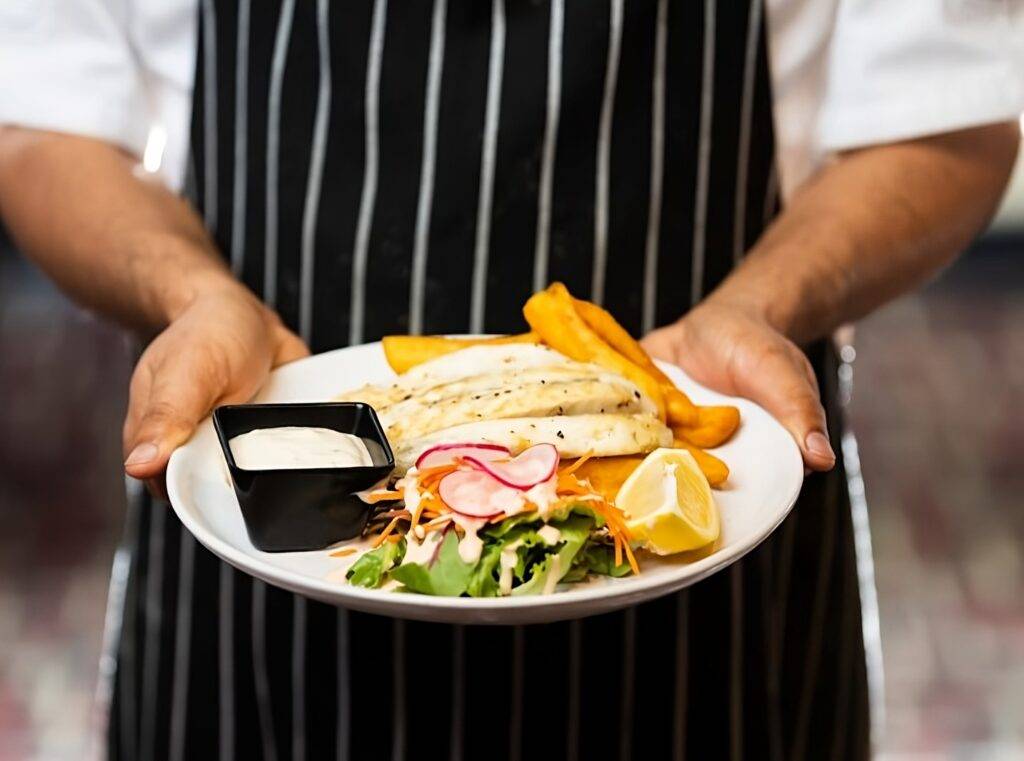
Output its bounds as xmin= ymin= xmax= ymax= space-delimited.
xmin=805 ymin=431 xmax=835 ymax=461
xmin=125 ymin=442 xmax=159 ymax=467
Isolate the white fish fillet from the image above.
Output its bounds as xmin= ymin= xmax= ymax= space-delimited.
xmin=375 ymin=367 xmax=646 ymax=441
xmin=393 ymin=414 xmax=672 ymax=473
xmin=339 ymin=344 xmax=575 ymax=408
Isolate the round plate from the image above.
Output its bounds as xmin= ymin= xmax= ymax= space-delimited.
xmin=167 ymin=341 xmax=802 ymax=624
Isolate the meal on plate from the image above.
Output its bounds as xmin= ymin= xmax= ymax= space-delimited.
xmin=333 ymin=283 xmax=740 ymax=597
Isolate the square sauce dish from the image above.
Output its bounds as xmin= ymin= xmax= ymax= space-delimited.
xmin=213 ymin=402 xmax=394 ymax=552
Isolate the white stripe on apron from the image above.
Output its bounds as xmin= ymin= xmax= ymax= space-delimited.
xmin=218 ymin=565 xmax=235 ymax=761
xmin=590 ymin=0 xmax=623 ymax=306
xmin=299 ymin=0 xmax=333 ymax=344
xmin=469 ymin=0 xmax=506 ymax=334
xmin=229 ymin=0 xmax=251 ymax=275
xmin=641 ymin=0 xmax=669 ymax=334
xmin=263 ymin=0 xmax=296 ymax=307
xmin=532 ymin=0 xmax=565 ymax=293
xmin=138 ymin=505 xmax=166 ymax=761
xmin=201 ymin=0 xmax=218 ymax=234
xmin=409 ymin=0 xmax=449 ymax=336
xmin=169 ymin=534 xmax=197 ymax=761
xmin=349 ymin=0 xmax=389 ymax=345
xmin=252 ymin=581 xmax=278 ymax=761
xmin=732 ymin=0 xmax=763 ymax=264
xmin=691 ymin=0 xmax=716 ymax=306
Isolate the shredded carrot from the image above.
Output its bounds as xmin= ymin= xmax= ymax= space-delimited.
xmin=387 ymin=534 xmax=403 ymax=544
xmin=366 ymin=489 xmax=403 ymax=503
xmin=559 ymin=450 xmax=595 ymax=476
xmin=371 ymin=514 xmax=404 ymax=548
xmin=614 ymin=536 xmax=623 ymax=567
xmin=556 ymin=473 xmax=590 ymax=495
xmin=329 ymin=547 xmax=357 ymax=557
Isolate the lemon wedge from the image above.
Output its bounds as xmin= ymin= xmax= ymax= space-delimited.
xmin=616 ymin=448 xmax=719 ymax=555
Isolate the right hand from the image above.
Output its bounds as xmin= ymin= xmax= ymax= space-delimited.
xmin=122 ymin=284 xmax=309 ymax=495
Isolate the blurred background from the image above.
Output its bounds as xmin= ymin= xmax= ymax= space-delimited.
xmin=1 ymin=138 xmax=1023 ymax=760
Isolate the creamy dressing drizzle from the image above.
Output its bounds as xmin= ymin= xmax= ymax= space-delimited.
xmin=401 ymin=532 xmax=442 ymax=566
xmin=498 ymin=539 xmax=524 ymax=596
xmin=537 ymin=524 xmax=561 ymax=545
xmin=542 ymin=556 xmax=562 ymax=595
xmin=229 ymin=426 xmax=372 ymax=470
xmin=449 ymin=513 xmax=485 ymax=564
xmin=526 ymin=476 xmax=560 ymax=518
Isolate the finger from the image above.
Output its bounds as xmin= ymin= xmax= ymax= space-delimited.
xmin=733 ymin=346 xmax=835 ymax=471
xmin=124 ymin=356 xmax=244 ymax=481
xmin=272 ymin=324 xmax=311 ymax=366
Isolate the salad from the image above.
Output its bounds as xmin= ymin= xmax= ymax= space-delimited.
xmin=345 ymin=442 xmax=637 ymax=597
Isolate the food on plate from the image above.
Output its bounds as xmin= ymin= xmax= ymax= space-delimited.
xmin=522 ymin=284 xmax=668 ymax=420
xmin=671 ymin=405 xmax=741 ymax=449
xmin=382 ymin=332 xmax=539 ymax=374
xmin=330 ymin=283 xmax=736 ymax=595
xmin=616 ymin=448 xmax=719 ymax=554
xmin=228 ymin=426 xmax=372 ymax=470
xmin=672 ymin=438 xmax=729 ymax=487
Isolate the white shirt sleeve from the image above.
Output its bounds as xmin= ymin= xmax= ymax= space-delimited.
xmin=0 ymin=0 xmax=150 ymax=158
xmin=818 ymin=0 xmax=1024 ymax=151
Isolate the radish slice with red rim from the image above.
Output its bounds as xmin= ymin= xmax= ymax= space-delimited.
xmin=415 ymin=442 xmax=510 ymax=470
xmin=462 ymin=443 xmax=559 ymax=490
xmin=437 ymin=469 xmax=521 ymax=519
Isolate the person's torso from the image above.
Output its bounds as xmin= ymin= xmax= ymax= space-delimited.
xmin=105 ymin=4 xmax=871 ymax=761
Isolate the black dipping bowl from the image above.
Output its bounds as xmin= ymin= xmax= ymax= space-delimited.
xmin=213 ymin=402 xmax=394 ymax=552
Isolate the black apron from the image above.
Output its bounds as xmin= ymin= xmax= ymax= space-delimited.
xmin=106 ymin=2 xmax=871 ymax=759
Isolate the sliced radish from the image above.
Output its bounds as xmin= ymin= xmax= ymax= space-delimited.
xmin=415 ymin=442 xmax=511 ymax=470
xmin=438 ymin=469 xmax=522 ymax=519
xmin=463 ymin=443 xmax=559 ymax=490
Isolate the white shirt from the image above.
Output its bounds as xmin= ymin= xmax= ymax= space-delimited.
xmin=1 ymin=0 xmax=1022 ymax=197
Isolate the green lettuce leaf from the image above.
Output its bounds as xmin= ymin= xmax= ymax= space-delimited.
xmin=512 ymin=514 xmax=594 ymax=596
xmin=466 ymin=525 xmax=551 ymax=597
xmin=572 ymin=543 xmax=633 ymax=578
xmin=390 ymin=531 xmax=475 ymax=597
xmin=466 ymin=543 xmax=503 ymax=598
xmin=346 ymin=539 xmax=405 ymax=588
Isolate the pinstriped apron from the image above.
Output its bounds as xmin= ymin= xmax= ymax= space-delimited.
xmin=107 ymin=2 xmax=871 ymax=759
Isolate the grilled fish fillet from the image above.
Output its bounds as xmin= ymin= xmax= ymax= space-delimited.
xmin=392 ymin=413 xmax=673 ymax=474
xmin=340 ymin=344 xmax=576 ymax=409
xmin=374 ymin=367 xmax=645 ymax=441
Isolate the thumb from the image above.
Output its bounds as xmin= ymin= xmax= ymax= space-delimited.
xmin=734 ymin=346 xmax=836 ymax=472
xmin=272 ymin=323 xmax=311 ymax=366
xmin=123 ymin=358 xmax=255 ymax=482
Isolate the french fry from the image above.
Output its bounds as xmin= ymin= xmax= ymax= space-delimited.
xmin=672 ymin=405 xmax=741 ymax=449
xmin=523 ymin=284 xmax=667 ymax=419
xmin=571 ymin=455 xmax=645 ymax=503
xmin=673 ymin=438 xmax=729 ymax=487
xmin=381 ymin=332 xmax=539 ymax=373
xmin=571 ymin=293 xmax=700 ymax=426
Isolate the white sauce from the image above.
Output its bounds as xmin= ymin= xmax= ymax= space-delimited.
xmin=449 ymin=514 xmax=486 ymax=564
xmin=537 ymin=524 xmax=562 ymax=545
xmin=542 ymin=556 xmax=562 ymax=595
xmin=525 ymin=476 xmax=560 ymax=518
xmin=229 ymin=427 xmax=372 ymax=470
xmin=402 ymin=532 xmax=442 ymax=566
xmin=499 ymin=540 xmax=524 ymax=596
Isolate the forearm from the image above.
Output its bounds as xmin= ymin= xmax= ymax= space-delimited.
xmin=707 ymin=122 xmax=1020 ymax=345
xmin=0 ymin=127 xmax=237 ymax=333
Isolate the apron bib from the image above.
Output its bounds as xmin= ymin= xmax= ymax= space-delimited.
xmin=107 ymin=2 xmax=870 ymax=759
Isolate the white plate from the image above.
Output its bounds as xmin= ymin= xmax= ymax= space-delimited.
xmin=167 ymin=341 xmax=802 ymax=624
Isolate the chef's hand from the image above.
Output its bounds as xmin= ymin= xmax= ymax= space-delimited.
xmin=642 ymin=301 xmax=835 ymax=472
xmin=122 ymin=283 xmax=309 ymax=495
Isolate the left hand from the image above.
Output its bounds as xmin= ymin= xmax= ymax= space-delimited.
xmin=642 ymin=301 xmax=836 ymax=472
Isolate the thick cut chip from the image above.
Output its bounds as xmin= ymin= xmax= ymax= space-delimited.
xmin=382 ymin=332 xmax=539 ymax=374
xmin=523 ymin=284 xmax=666 ymax=419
